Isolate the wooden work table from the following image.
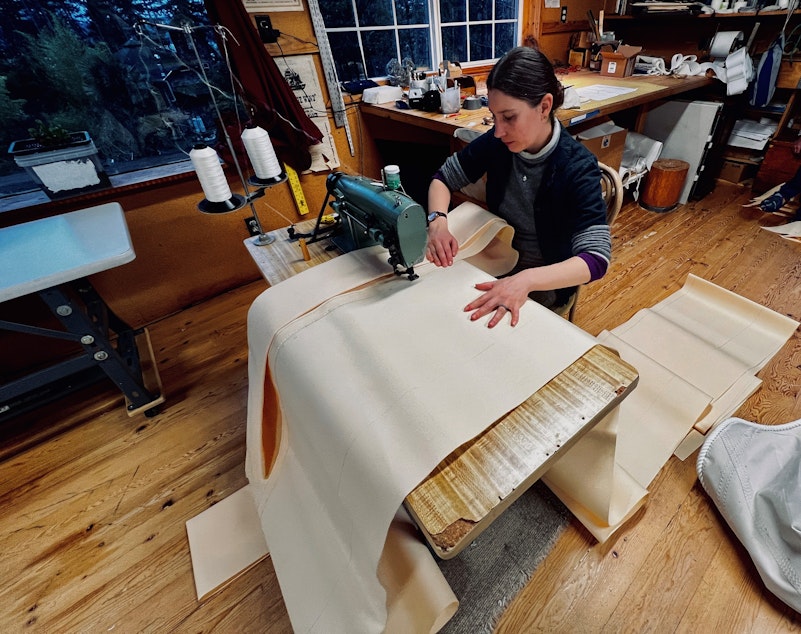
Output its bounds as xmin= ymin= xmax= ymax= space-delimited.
xmin=361 ymin=69 xmax=715 ymax=140
xmin=244 ymin=221 xmax=638 ymax=558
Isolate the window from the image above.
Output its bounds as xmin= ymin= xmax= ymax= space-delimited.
xmin=0 ymin=0 xmax=222 ymax=208
xmin=320 ymin=0 xmax=520 ymax=83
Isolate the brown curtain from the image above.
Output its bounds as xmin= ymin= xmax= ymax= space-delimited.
xmin=203 ymin=0 xmax=323 ymax=172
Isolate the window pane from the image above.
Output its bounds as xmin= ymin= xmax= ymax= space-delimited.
xmin=495 ymin=0 xmax=516 ymax=20
xmin=441 ymin=0 xmax=466 ymax=23
xmin=469 ymin=24 xmax=493 ymax=61
xmin=396 ymin=0 xmax=429 ymax=25
xmin=0 ymin=1 xmax=219 ymax=199
xmin=441 ymin=26 xmax=467 ymax=65
xmin=356 ymin=0 xmax=394 ymax=27
xmin=328 ymin=32 xmax=365 ymax=81
xmin=469 ymin=0 xmax=492 ymax=21
xmin=495 ymin=22 xmax=516 ymax=57
xmin=321 ymin=0 xmax=356 ymax=28
xmin=398 ymin=28 xmax=431 ymax=70
xmin=362 ymin=30 xmax=399 ymax=77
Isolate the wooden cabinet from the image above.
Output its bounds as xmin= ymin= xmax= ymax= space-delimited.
xmin=751 ymin=61 xmax=801 ymax=192
xmin=754 ymin=139 xmax=799 ymax=192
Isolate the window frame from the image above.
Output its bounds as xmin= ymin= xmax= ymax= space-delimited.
xmin=321 ymin=0 xmax=522 ymax=81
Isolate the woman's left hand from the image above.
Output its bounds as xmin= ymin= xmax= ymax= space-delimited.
xmin=464 ymin=276 xmax=530 ymax=328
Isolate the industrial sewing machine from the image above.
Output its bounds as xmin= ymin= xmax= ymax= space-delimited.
xmin=289 ymin=172 xmax=428 ymax=281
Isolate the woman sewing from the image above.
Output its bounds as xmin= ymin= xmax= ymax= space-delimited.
xmin=426 ymin=46 xmax=612 ymax=328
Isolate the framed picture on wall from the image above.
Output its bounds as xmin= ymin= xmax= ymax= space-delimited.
xmin=242 ymin=0 xmax=303 ymax=12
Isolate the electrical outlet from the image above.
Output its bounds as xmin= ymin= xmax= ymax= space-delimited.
xmin=255 ymin=14 xmax=279 ymax=43
xmin=244 ymin=216 xmax=261 ymax=237
xmin=560 ymin=6 xmax=567 ymax=22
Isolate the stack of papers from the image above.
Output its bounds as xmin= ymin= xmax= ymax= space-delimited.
xmin=727 ymin=119 xmax=778 ymax=150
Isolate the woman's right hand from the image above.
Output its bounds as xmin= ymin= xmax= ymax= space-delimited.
xmin=426 ymin=219 xmax=459 ymax=267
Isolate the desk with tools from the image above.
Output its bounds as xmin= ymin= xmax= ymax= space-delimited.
xmin=361 ymin=69 xmax=714 ymax=143
xmin=244 ymin=217 xmax=638 ymax=558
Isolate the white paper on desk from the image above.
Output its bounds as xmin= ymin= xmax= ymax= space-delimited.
xmin=244 ymin=202 xmax=597 ymax=633
xmin=575 ymin=84 xmax=637 ymax=102
xmin=254 ymin=264 xmax=597 ymax=632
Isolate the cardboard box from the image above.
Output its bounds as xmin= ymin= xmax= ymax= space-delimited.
xmin=600 ymin=45 xmax=643 ymax=78
xmin=718 ymin=158 xmax=758 ymax=184
xmin=575 ymin=119 xmax=628 ymax=172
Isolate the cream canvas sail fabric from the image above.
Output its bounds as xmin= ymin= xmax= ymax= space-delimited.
xmin=244 ymin=203 xmax=599 ymax=632
xmin=543 ymin=275 xmax=798 ymax=542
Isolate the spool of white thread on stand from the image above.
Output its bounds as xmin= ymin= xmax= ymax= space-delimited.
xmin=190 ymin=144 xmax=245 ymax=214
xmin=242 ymin=124 xmax=287 ymax=187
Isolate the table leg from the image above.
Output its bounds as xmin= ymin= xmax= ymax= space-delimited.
xmin=38 ymin=280 xmax=163 ymax=416
xmin=0 ymin=279 xmax=164 ymax=420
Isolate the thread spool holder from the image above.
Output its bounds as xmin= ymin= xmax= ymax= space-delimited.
xmin=197 ymin=171 xmax=288 ymax=246
xmin=246 ymin=172 xmax=287 ymax=246
xmin=138 ymin=19 xmax=286 ymax=247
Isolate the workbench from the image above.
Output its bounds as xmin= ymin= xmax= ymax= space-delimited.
xmin=244 ymin=219 xmax=638 ymax=558
xmin=0 ymin=203 xmax=164 ymax=420
xmin=361 ymin=69 xmax=714 ymax=141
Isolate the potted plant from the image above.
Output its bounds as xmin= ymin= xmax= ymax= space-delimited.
xmin=8 ymin=120 xmax=111 ymax=200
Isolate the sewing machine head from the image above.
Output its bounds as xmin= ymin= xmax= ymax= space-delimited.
xmin=325 ymin=172 xmax=428 ymax=280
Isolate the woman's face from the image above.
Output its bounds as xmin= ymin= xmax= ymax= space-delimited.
xmin=487 ymin=89 xmax=554 ymax=154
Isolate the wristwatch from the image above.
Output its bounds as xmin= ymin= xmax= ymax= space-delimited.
xmin=427 ymin=211 xmax=447 ymax=225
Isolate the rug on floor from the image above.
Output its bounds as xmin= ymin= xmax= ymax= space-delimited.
xmin=437 ymin=481 xmax=570 ymax=633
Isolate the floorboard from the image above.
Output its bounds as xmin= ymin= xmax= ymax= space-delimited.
xmin=2 ymin=182 xmax=801 ymax=632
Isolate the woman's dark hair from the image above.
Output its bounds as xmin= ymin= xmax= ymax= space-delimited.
xmin=486 ymin=47 xmax=564 ymax=119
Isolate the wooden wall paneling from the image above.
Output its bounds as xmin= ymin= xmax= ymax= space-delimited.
xmin=522 ymin=0 xmax=543 ymax=45
xmin=531 ymin=0 xmax=606 ymax=64
xmin=258 ymin=10 xmax=318 ymax=57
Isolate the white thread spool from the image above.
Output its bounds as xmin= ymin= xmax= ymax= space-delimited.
xmin=190 ymin=145 xmax=232 ymax=202
xmin=241 ymin=124 xmax=283 ymax=180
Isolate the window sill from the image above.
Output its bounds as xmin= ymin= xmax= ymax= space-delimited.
xmin=0 ymin=159 xmax=197 ymax=218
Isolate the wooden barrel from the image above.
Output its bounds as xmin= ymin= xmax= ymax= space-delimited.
xmin=640 ymin=159 xmax=690 ymax=212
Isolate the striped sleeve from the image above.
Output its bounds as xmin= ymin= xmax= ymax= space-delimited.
xmin=573 ymin=224 xmax=611 ymax=281
xmin=436 ymin=154 xmax=473 ymax=191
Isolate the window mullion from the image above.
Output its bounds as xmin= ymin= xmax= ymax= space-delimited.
xmin=430 ymin=0 xmax=442 ymax=71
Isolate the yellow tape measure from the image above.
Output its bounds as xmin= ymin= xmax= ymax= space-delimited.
xmin=284 ymin=163 xmax=310 ymax=216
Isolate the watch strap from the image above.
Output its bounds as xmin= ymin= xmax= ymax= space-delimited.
xmin=427 ymin=211 xmax=447 ymax=225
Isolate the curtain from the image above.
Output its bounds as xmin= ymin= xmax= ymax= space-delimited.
xmin=203 ymin=0 xmax=323 ymax=172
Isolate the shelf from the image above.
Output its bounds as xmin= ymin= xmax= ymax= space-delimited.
xmin=606 ymin=9 xmax=799 ymax=18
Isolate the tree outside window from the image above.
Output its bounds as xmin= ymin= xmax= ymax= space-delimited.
xmin=0 ymin=0 xmax=223 ymax=202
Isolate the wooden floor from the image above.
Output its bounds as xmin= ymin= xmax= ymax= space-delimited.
xmin=2 ymin=180 xmax=801 ymax=633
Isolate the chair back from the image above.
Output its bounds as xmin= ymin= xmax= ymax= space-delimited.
xmin=599 ymin=161 xmax=623 ymax=226
xmin=567 ymin=161 xmax=622 ymax=322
